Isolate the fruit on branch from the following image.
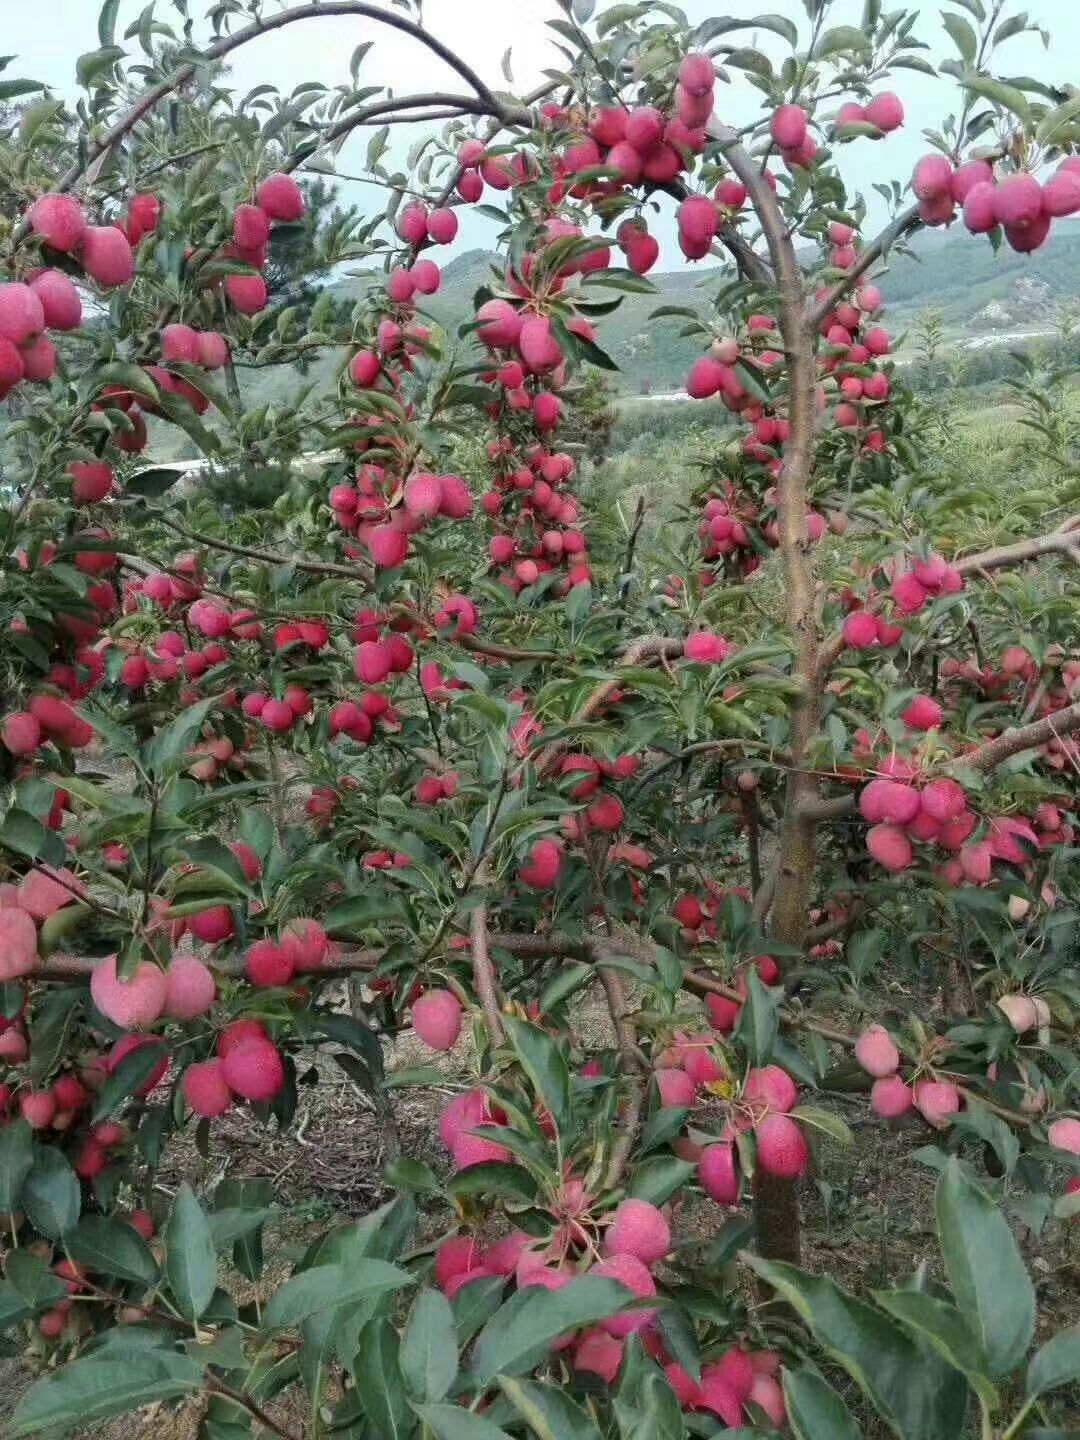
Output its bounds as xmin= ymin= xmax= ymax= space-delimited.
xmin=605 ymin=1198 xmax=671 ymax=1266
xmin=89 ymin=953 xmax=168 ymax=1029
xmin=411 ymin=988 xmax=463 ymax=1050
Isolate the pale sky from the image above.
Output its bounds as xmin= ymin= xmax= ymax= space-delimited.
xmin=7 ymin=0 xmax=1076 ymax=264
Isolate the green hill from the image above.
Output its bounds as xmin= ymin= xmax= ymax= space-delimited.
xmin=246 ymin=219 xmax=1080 ymax=410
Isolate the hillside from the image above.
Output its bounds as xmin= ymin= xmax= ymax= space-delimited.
xmin=240 ymin=220 xmax=1080 ymax=411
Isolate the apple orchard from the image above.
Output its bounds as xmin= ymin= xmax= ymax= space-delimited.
xmin=1 ymin=0 xmax=1080 ymax=1435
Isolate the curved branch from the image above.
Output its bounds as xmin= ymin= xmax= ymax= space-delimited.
xmin=533 ymin=637 xmax=685 ymax=780
xmin=954 ymin=521 xmax=1080 ymax=576
xmin=952 ymin=701 xmax=1080 ymax=774
xmin=806 ymin=203 xmax=922 ymax=332
xmin=48 ymin=1 xmax=506 ymax=204
xmin=469 ymin=902 xmax=506 ymax=1047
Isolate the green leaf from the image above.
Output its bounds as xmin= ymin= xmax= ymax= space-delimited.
xmin=98 ymin=0 xmax=121 ymax=45
xmin=936 ymin=1158 xmax=1034 ymax=1377
xmin=791 ymin=1105 xmax=854 ymax=1146
xmin=814 ymin=24 xmax=872 ymax=57
xmin=352 ymin=1319 xmax=415 ymax=1440
xmin=8 ymin=1356 xmax=204 ymax=1437
xmin=143 ymin=697 xmax=218 ymax=775
xmin=5 ymin=1251 xmax=68 ymax=1312
xmin=262 ymin=1259 xmax=412 ymax=1329
xmin=961 ymin=74 xmax=1032 ymax=124
xmin=92 ymin=1041 xmax=167 ymax=1121
xmin=783 ymin=1368 xmax=862 ymax=1440
xmin=942 ymin=12 xmax=977 ymax=64
xmin=401 ymin=1288 xmax=458 ymax=1403
xmin=126 ymin=466 xmax=185 ymax=498
xmin=0 ymin=1118 xmax=34 ymax=1212
xmin=1027 ymin=1326 xmax=1080 ymax=1398
xmin=446 ymin=1162 xmax=539 ymax=1204
xmin=874 ymin=1290 xmax=998 ymax=1407
xmin=503 ymin=1015 xmax=571 ymax=1137
xmin=498 ymin=1376 xmax=604 ymax=1440
xmin=471 ymin=1277 xmax=632 ymax=1384
xmin=745 ymin=1256 xmax=967 ymax=1440
xmin=627 ymin=1156 xmax=696 ymax=1207
xmin=414 ymin=1405 xmax=512 ymax=1440
xmin=22 ymin=1147 xmax=80 ymax=1238
xmin=451 ymin=1274 xmax=505 ymax=1347
xmin=164 ymin=1183 xmax=217 ymax=1321
xmin=69 ymin=1217 xmax=159 ymax=1286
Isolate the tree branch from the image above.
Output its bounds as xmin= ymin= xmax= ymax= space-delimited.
xmin=469 ymin=902 xmax=505 ymax=1047
xmin=44 ymin=1 xmax=507 ymax=208
xmin=952 ymin=701 xmax=1080 ymax=774
xmin=806 ymin=203 xmax=922 ymax=332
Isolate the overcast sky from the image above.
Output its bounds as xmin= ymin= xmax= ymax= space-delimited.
xmin=8 ymin=0 xmax=1076 ymax=265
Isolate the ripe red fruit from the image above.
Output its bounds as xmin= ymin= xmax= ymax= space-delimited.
xmin=624 ymin=106 xmax=664 ymax=152
xmin=182 ymin=1058 xmax=232 ymax=1117
xmin=744 ymin=1064 xmax=797 ymax=1114
xmin=518 ymin=317 xmax=562 ymax=373
xmin=411 ymin=989 xmax=463 ymax=1050
xmin=901 ymin=694 xmax=942 ymax=731
xmin=871 ymin=1074 xmax=914 ymax=1118
xmin=476 ymin=298 xmax=522 ymax=350
xmin=434 ymin=1235 xmax=483 ymax=1293
xmin=245 ymin=940 xmax=294 ymax=988
xmin=585 ymin=793 xmax=624 ymax=832
xmin=426 ymin=207 xmax=458 ymax=244
xmin=411 ymin=259 xmax=440 ymax=295
xmin=69 ymin=460 xmax=113 ymax=504
xmin=705 ymin=993 xmax=740 ymax=1033
xmin=81 ymin=226 xmax=134 ymax=286
xmin=1048 ymin=1118 xmax=1080 ymax=1155
xmin=368 ymin=525 xmax=409 ymax=569
xmin=0 ymin=283 xmax=44 ymax=344
xmin=993 ymin=172 xmax=1042 ymax=228
xmin=673 ymin=894 xmax=703 ymax=929
xmin=865 ymin=92 xmax=904 ymax=131
xmin=160 ymin=323 xmax=201 ymax=365
xmin=217 ymin=1019 xmax=268 ymax=1058
xmin=256 ymin=172 xmax=305 ymax=222
xmin=223 ymin=1038 xmax=285 ymax=1102
xmin=770 ymin=104 xmax=808 ymax=150
xmin=605 ymin=1198 xmax=670 ymax=1268
xmin=655 ymin=1068 xmax=696 ymax=1107
xmin=225 ymin=273 xmax=268 ymax=314
xmin=17 ymin=333 xmax=53 ymax=383
xmin=28 ymin=193 xmax=86 ymax=252
xmin=187 ymin=904 xmax=234 ymax=944
xmin=2 ymin=710 xmax=42 ymax=757
xmin=867 ymin=824 xmax=913 ymax=872
xmin=128 ymin=1209 xmax=155 ymax=1240
xmin=575 ymin=1328 xmax=624 ymax=1384
xmin=699 ymin=1142 xmax=739 ymax=1203
xmin=404 ymin=471 xmax=443 ymax=519
xmin=842 ymin=611 xmax=878 ymax=649
xmin=519 ymin=838 xmax=562 ymax=890
xmin=755 ymin=1112 xmax=809 ymax=1178
xmin=233 ymin=203 xmax=271 ymax=252
xmin=920 ymin=778 xmax=965 ymax=823
xmin=20 ymin=1090 xmax=57 ymax=1129
xmin=163 ymin=956 xmax=216 ymax=1020
xmin=30 ymin=269 xmax=82 ymax=330
xmin=90 ymin=953 xmax=167 ymax=1028
xmin=912 ymin=154 xmax=953 ymax=201
xmin=913 ymin=1079 xmax=960 ymax=1129
xmin=855 ymin=1024 xmax=900 ymax=1078
xmin=1043 ymin=169 xmax=1080 ymax=218
xmin=678 ymin=52 xmax=715 ymax=96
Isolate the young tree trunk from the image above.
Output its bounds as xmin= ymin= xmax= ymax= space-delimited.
xmin=718 ymin=126 xmax=823 ymax=1266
